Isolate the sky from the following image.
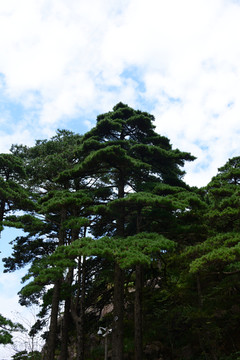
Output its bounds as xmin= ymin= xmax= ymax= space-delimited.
xmin=1 ymin=0 xmax=240 ymax=357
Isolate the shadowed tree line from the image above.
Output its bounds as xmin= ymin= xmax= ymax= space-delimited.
xmin=1 ymin=103 xmax=240 ymax=360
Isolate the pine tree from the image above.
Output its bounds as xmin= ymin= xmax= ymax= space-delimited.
xmin=180 ymin=157 xmax=240 ymax=357
xmin=0 ymin=152 xmax=34 ymax=230
xmin=0 ymin=151 xmax=34 ymax=349
xmin=2 ymin=105 xmax=197 ymax=359
xmin=58 ymin=102 xmax=195 ymax=360
xmin=3 ymin=130 xmax=85 ymax=360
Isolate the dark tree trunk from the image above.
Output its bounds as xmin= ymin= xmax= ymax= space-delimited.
xmin=60 ymin=224 xmax=79 ymax=360
xmin=45 ymin=207 xmax=66 ymax=360
xmin=60 ymin=268 xmax=73 ymax=360
xmin=45 ymin=280 xmax=61 ymax=360
xmin=112 ymin=174 xmax=125 ymax=360
xmin=112 ymin=262 xmax=124 ymax=360
xmin=0 ymin=200 xmax=5 ymax=223
xmin=134 ymin=264 xmax=143 ymax=360
xmin=77 ymin=256 xmax=86 ymax=360
xmin=71 ymin=255 xmax=86 ymax=360
xmin=134 ymin=209 xmax=143 ymax=360
xmin=196 ymin=273 xmax=208 ymax=358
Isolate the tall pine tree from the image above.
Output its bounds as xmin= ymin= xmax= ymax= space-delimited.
xmin=58 ymin=102 xmax=195 ymax=360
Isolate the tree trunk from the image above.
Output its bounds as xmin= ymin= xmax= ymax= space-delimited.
xmin=60 ymin=224 xmax=79 ymax=360
xmin=112 ymin=262 xmax=124 ymax=360
xmin=59 ymin=268 xmax=73 ymax=360
xmin=77 ymin=256 xmax=86 ymax=360
xmin=71 ymin=256 xmax=86 ymax=360
xmin=134 ymin=210 xmax=143 ymax=360
xmin=112 ymin=175 xmax=125 ymax=360
xmin=45 ymin=207 xmax=66 ymax=360
xmin=0 ymin=200 xmax=5 ymax=223
xmin=45 ymin=280 xmax=61 ymax=360
xmin=134 ymin=264 xmax=143 ymax=360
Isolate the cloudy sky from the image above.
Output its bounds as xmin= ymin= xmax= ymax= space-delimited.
xmin=1 ymin=0 xmax=240 ymax=357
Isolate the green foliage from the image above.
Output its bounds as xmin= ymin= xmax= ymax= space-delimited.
xmin=182 ymin=233 xmax=240 ymax=273
xmin=49 ymin=232 xmax=175 ymax=272
xmin=0 ymin=314 xmax=24 ymax=345
xmin=0 ymin=152 xmax=35 ymax=232
xmin=5 ymin=104 xmax=240 ymax=359
xmin=12 ymin=350 xmax=42 ymax=360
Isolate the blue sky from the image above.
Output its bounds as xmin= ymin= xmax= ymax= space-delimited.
xmin=1 ymin=0 xmax=240 ymax=357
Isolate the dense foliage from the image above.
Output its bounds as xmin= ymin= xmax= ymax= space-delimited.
xmin=1 ymin=103 xmax=240 ymax=360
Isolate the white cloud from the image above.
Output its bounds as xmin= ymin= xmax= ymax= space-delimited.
xmin=0 ymin=0 xmax=240 ymax=184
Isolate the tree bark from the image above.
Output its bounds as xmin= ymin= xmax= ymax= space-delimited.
xmin=134 ymin=264 xmax=143 ymax=360
xmin=77 ymin=256 xmax=86 ymax=360
xmin=134 ymin=210 xmax=143 ymax=360
xmin=60 ymin=224 xmax=79 ymax=360
xmin=44 ymin=280 xmax=61 ymax=360
xmin=71 ymin=255 xmax=86 ymax=360
xmin=45 ymin=207 xmax=66 ymax=360
xmin=112 ymin=174 xmax=125 ymax=360
xmin=59 ymin=268 xmax=73 ymax=360
xmin=112 ymin=262 xmax=124 ymax=360
xmin=0 ymin=200 xmax=5 ymax=224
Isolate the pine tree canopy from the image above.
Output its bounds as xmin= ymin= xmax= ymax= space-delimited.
xmin=3 ymin=103 xmax=240 ymax=359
